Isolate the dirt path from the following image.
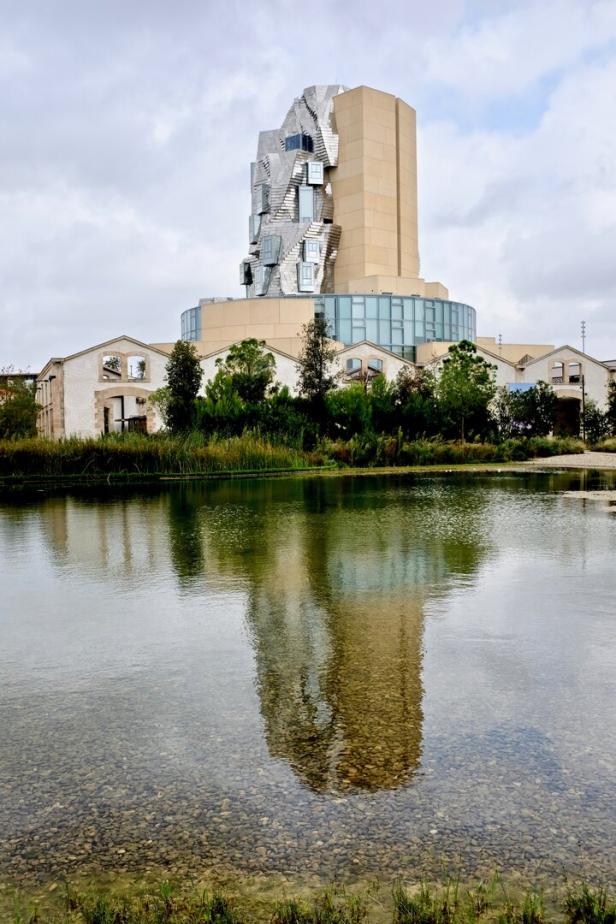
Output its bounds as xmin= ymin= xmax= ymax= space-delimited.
xmin=526 ymin=451 xmax=616 ymax=469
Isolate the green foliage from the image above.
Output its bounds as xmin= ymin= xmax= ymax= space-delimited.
xmin=393 ymin=883 xmax=456 ymax=924
xmin=0 ymin=432 xmax=314 ymax=479
xmin=582 ymin=398 xmax=609 ymax=444
xmin=215 ymin=339 xmax=276 ymax=404
xmin=0 ymin=377 xmax=39 ymax=439
xmin=564 ymin=886 xmax=616 ymax=924
xmin=395 ymin=367 xmax=440 ymax=439
xmin=494 ymin=382 xmax=557 ymax=438
xmin=297 ymin=318 xmax=339 ymax=406
xmin=326 ymin=383 xmax=374 ymax=438
xmin=437 ymin=341 xmax=497 ymax=440
xmin=165 ymin=341 xmax=203 ymax=433
xmin=272 ymin=890 xmax=366 ymax=924
xmin=592 ymin=437 xmax=616 ymax=452
xmin=607 ymin=381 xmax=616 ymax=436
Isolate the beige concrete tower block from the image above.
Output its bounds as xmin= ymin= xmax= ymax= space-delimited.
xmin=331 ymin=86 xmax=446 ymax=298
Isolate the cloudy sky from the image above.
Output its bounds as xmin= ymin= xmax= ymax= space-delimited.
xmin=2 ymin=0 xmax=616 ymax=369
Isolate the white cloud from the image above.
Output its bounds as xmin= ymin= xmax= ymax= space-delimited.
xmin=0 ymin=0 xmax=615 ymax=367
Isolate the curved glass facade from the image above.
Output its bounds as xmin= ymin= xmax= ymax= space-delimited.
xmin=315 ymin=294 xmax=476 ymax=361
xmin=181 ymin=306 xmax=201 ymax=341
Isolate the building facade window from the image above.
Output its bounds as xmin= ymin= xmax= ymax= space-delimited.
xmin=304 ymin=239 xmax=321 ymax=263
xmin=551 ymin=361 xmax=564 ymax=384
xmin=346 ymin=357 xmax=362 ymax=373
xmin=306 ymin=161 xmax=324 ymax=184
xmin=249 ymin=214 xmax=261 ymax=243
xmin=568 ymin=361 xmax=582 ymax=383
xmin=314 ymin=295 xmax=476 ymax=360
xmin=285 ymin=133 xmax=314 ymax=152
xmin=181 ymin=306 xmax=202 ymax=341
xmin=297 ymin=261 xmax=315 ymax=292
xmin=254 ymin=265 xmax=271 ymax=296
xmin=255 ymin=184 xmax=269 ymax=214
xmin=298 ymin=186 xmax=315 ymax=221
xmin=261 ymin=235 xmax=282 ymax=266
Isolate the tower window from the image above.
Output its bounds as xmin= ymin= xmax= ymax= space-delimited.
xmin=303 ymin=239 xmax=321 ymax=264
xmin=297 ymin=261 xmax=315 ymax=292
xmin=298 ymin=186 xmax=314 ymax=222
xmin=255 ymin=184 xmax=269 ymax=214
xmin=285 ymin=133 xmax=314 ymax=152
xmin=307 ymin=161 xmax=324 ymax=184
xmin=249 ymin=214 xmax=261 ymax=244
xmin=261 ymin=235 xmax=282 ymax=266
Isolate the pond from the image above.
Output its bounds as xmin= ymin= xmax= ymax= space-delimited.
xmin=1 ymin=472 xmax=615 ymax=886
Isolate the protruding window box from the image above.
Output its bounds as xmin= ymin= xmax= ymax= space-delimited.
xmin=255 ymin=184 xmax=269 ymax=214
xmin=306 ymin=161 xmax=324 ymax=185
xmin=285 ymin=133 xmax=314 ymax=152
xmin=298 ymin=186 xmax=314 ymax=222
xmin=254 ymin=265 xmax=271 ymax=296
xmin=261 ymin=235 xmax=282 ymax=266
xmin=303 ymin=238 xmax=321 ymax=264
xmin=297 ymin=261 xmax=315 ymax=293
xmin=249 ymin=214 xmax=261 ymax=244
xmin=240 ymin=260 xmax=253 ymax=286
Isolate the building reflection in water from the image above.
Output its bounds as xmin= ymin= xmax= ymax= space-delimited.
xmin=27 ymin=476 xmax=491 ymax=795
xmin=193 ymin=477 xmax=488 ymax=794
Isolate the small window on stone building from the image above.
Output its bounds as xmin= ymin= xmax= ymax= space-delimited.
xmin=368 ymin=358 xmax=383 ymax=373
xmin=102 ymin=355 xmax=122 ymax=379
xmin=551 ymin=361 xmax=564 ymax=384
xmin=128 ymin=355 xmax=146 ymax=381
xmin=346 ymin=358 xmax=362 ymax=373
xmin=568 ymin=361 xmax=582 ymax=384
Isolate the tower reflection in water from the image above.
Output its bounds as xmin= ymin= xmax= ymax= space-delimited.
xmin=191 ymin=477 xmax=487 ymax=794
xmin=31 ymin=476 xmax=487 ymax=795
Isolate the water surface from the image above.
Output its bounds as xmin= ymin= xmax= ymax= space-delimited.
xmin=1 ymin=472 xmax=615 ymax=884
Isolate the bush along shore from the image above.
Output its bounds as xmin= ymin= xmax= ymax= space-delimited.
xmin=4 ymin=879 xmax=616 ymax=924
xmin=0 ymin=432 xmax=587 ymax=486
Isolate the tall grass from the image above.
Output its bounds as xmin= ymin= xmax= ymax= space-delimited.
xmin=0 ymin=432 xmax=316 ymax=479
xmin=4 ymin=881 xmax=614 ymax=924
xmin=592 ymin=438 xmax=616 ymax=453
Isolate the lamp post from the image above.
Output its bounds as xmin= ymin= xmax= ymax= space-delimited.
xmin=581 ymin=373 xmax=586 ymax=442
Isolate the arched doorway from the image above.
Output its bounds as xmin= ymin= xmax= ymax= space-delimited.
xmin=554 ymin=397 xmax=581 ymax=436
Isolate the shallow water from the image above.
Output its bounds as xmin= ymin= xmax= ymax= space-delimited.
xmin=1 ymin=471 xmax=615 ymax=885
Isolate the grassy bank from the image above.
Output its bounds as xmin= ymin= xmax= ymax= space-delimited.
xmin=592 ymin=438 xmax=616 ymax=452
xmin=0 ymin=434 xmax=586 ymax=486
xmin=4 ymin=878 xmax=615 ymax=924
xmin=0 ymin=433 xmax=319 ymax=480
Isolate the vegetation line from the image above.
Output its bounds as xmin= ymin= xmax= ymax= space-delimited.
xmin=4 ymin=878 xmax=615 ymax=924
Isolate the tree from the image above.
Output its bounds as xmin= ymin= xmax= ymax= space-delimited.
xmin=0 ymin=375 xmax=39 ymax=439
xmin=394 ymin=367 xmax=440 ymax=438
xmin=215 ymin=339 xmax=275 ymax=404
xmin=582 ymin=398 xmax=609 ymax=444
xmin=607 ymin=381 xmax=616 ymax=436
xmin=296 ymin=318 xmax=339 ymax=409
xmin=437 ymin=340 xmax=497 ymax=440
xmin=494 ymin=381 xmax=557 ymax=438
xmin=165 ymin=341 xmax=203 ymax=433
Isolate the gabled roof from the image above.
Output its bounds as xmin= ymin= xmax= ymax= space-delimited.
xmin=522 ymin=344 xmax=609 ymax=369
xmin=37 ymin=336 xmax=173 ymax=380
xmin=336 ymin=340 xmax=416 ymax=364
xmin=63 ymin=335 xmax=173 ymax=362
xmin=199 ymin=340 xmax=299 ymax=364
